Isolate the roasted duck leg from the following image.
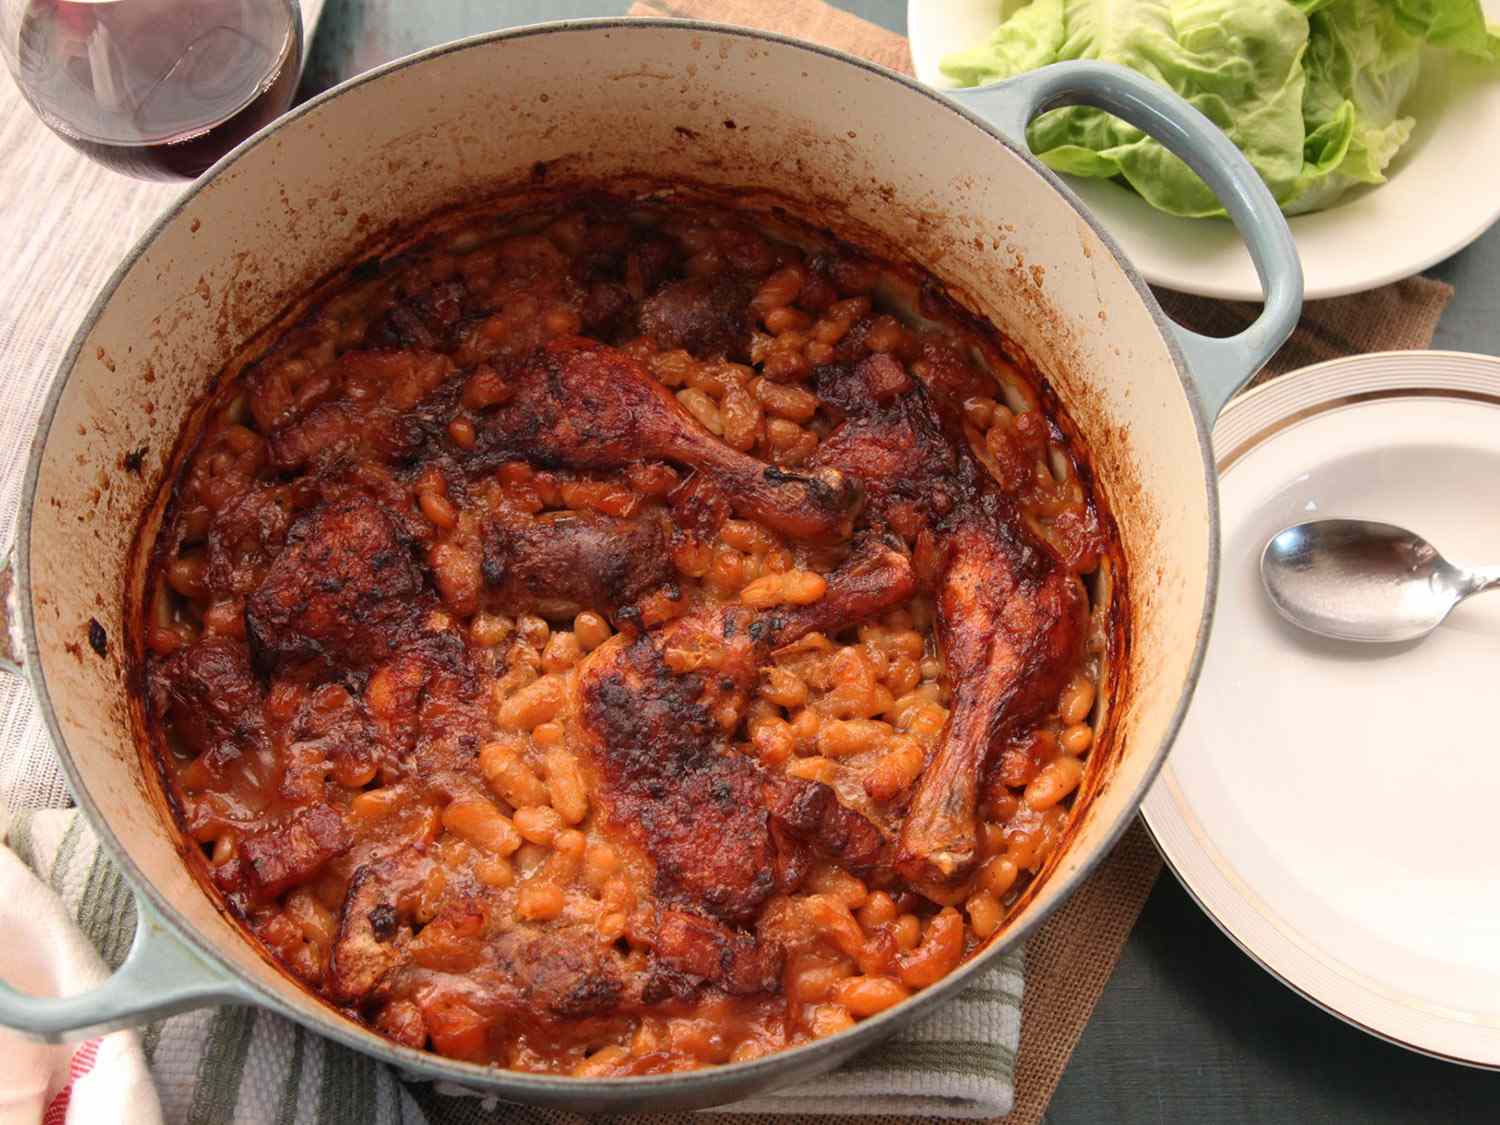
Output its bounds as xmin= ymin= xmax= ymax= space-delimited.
xmin=893 ymin=513 xmax=1084 ymax=886
xmin=575 ymin=629 xmax=797 ymax=925
xmin=571 ymin=531 xmax=915 ymax=907
xmin=465 ymin=336 xmax=863 ymax=541
xmin=812 ymin=355 xmax=1087 ymax=889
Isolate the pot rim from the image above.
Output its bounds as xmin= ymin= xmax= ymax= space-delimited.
xmin=15 ymin=16 xmax=1221 ymax=1098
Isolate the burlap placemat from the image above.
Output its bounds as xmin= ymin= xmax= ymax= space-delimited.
xmin=627 ymin=2 xmax=1455 ymax=1122
xmin=1158 ymin=280 xmax=1454 ymax=384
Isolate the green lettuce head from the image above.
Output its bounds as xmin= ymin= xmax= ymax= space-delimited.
xmin=939 ymin=0 xmax=1498 ymax=217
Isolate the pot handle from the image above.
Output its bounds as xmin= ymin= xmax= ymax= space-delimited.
xmin=948 ymin=61 xmax=1303 ymax=420
xmin=0 ymin=889 xmax=252 ymax=1041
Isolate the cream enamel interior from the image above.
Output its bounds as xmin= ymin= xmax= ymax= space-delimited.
xmin=20 ymin=22 xmax=1212 ymax=1106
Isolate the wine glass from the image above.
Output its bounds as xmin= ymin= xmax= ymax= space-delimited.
xmin=2 ymin=0 xmax=302 ymax=181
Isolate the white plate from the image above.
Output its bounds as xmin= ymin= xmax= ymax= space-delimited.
xmin=908 ymin=1 xmax=1500 ymax=299
xmin=1140 ymin=351 xmax=1500 ymax=1066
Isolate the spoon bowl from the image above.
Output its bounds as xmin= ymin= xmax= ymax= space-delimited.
xmin=1261 ymin=519 xmax=1500 ymax=643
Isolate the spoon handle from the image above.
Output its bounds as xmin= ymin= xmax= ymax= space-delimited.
xmin=1461 ymin=567 xmax=1500 ymax=597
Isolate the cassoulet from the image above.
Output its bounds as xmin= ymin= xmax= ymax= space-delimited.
xmin=142 ymin=195 xmax=1117 ymax=1074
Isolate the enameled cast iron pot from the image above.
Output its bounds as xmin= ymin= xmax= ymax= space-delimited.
xmin=0 ymin=20 xmax=1302 ymax=1112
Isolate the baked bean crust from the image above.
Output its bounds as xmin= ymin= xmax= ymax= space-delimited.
xmin=142 ymin=196 xmax=1116 ymax=1075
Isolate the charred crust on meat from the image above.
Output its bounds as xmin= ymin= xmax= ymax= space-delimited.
xmin=500 ymin=930 xmax=625 ymax=1019
xmin=638 ymin=274 xmax=753 ymax=359
xmin=87 ymin=618 xmax=108 ymax=657
xmin=653 ymin=909 xmax=782 ymax=997
xmin=239 ymin=804 xmax=350 ymax=901
xmin=368 ymin=904 xmax=398 ymax=941
xmin=480 ymin=510 xmax=672 ymax=626
xmin=581 ymin=634 xmax=783 ymax=924
xmin=148 ymin=637 xmax=263 ymax=760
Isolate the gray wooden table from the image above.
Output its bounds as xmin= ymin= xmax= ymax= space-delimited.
xmin=301 ymin=4 xmax=1500 ymax=1120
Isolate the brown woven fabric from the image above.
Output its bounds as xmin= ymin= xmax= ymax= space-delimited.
xmin=611 ymin=4 xmax=1455 ymax=1122
xmin=1159 ymin=276 xmax=1453 ymax=385
xmin=997 ymin=819 xmax=1162 ymax=1125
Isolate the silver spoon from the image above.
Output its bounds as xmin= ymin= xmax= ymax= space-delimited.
xmin=1260 ymin=519 xmax=1500 ymax=643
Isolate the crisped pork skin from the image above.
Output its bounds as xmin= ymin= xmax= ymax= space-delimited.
xmin=239 ymin=804 xmax=351 ymax=902
xmin=653 ymin=909 xmax=782 ymax=997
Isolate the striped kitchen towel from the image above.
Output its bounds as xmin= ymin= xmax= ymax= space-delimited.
xmin=0 ymin=809 xmax=1025 ymax=1123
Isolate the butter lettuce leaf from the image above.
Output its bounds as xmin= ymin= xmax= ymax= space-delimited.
xmin=1288 ymin=0 xmax=1422 ymax=212
xmin=1385 ymin=0 xmax=1500 ymax=56
xmin=940 ymin=0 xmax=1498 ymax=217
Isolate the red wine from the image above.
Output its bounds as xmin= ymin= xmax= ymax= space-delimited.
xmin=14 ymin=0 xmax=301 ymax=180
